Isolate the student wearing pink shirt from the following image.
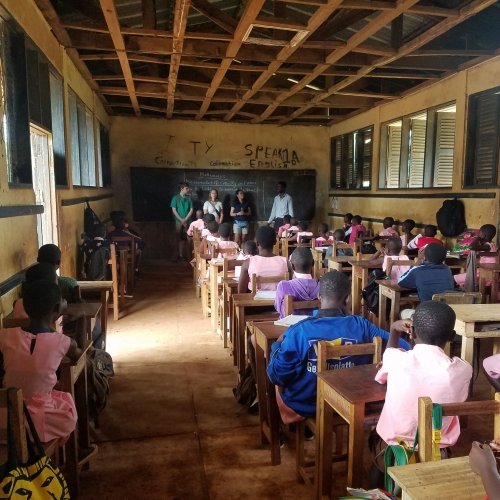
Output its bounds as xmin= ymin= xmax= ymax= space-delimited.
xmin=348 ymin=215 xmax=367 ymax=244
xmin=371 ymin=301 xmax=472 ymax=485
xmin=379 ymin=217 xmax=399 ymax=237
xmin=186 ymin=209 xmax=205 ymax=237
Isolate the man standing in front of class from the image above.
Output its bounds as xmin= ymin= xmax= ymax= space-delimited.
xmin=171 ymin=181 xmax=193 ymax=261
xmin=268 ymin=181 xmax=294 ymax=229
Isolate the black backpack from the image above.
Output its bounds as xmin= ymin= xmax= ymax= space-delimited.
xmin=232 ymin=364 xmax=256 ymax=410
xmin=85 ymin=244 xmax=110 ymax=281
xmin=361 ymin=269 xmax=387 ymax=314
xmin=436 ymin=198 xmax=466 ymax=237
xmin=86 ymin=348 xmax=113 ymax=426
xmin=84 ymin=201 xmax=102 ymax=239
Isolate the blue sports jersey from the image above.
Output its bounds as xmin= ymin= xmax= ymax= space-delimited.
xmin=397 ymin=262 xmax=455 ymax=301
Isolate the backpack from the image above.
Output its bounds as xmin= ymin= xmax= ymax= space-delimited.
xmin=361 ymin=269 xmax=387 ymax=314
xmin=436 ymin=198 xmax=466 ymax=237
xmin=232 ymin=364 xmax=256 ymax=410
xmin=86 ymin=244 xmax=110 ymax=281
xmin=86 ymin=348 xmax=114 ymax=425
xmin=84 ymin=201 xmax=102 ymax=239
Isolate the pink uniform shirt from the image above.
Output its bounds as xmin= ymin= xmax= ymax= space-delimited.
xmin=382 ymin=255 xmax=410 ymax=281
xmin=187 ymin=218 xmax=205 ymax=236
xmin=379 ymin=227 xmax=399 ymax=237
xmin=247 ymin=255 xmax=288 ymax=291
xmin=375 ymin=344 xmax=472 ymax=447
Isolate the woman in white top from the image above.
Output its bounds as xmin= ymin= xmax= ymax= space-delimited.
xmin=203 ymin=189 xmax=223 ymax=224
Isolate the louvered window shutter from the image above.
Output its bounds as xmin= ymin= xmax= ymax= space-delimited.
xmin=434 ymin=113 xmax=455 ymax=187
xmin=408 ymin=118 xmax=426 ymax=188
xmin=361 ymin=128 xmax=372 ymax=188
xmin=386 ymin=123 xmax=402 ymax=188
xmin=330 ymin=136 xmax=343 ymax=188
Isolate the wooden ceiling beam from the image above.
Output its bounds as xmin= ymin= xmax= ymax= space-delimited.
xmin=191 ymin=0 xmax=238 ymax=34
xmin=223 ymin=0 xmax=344 ymax=122
xmin=33 ymin=0 xmax=111 ymax=113
xmin=340 ymin=0 xmax=460 ymax=17
xmin=252 ymin=15 xmax=307 ymax=31
xmin=276 ymin=0 xmax=328 ymax=5
xmin=280 ymin=0 xmax=497 ymax=125
xmin=254 ymin=0 xmax=422 ymax=123
xmin=167 ymin=0 xmax=191 ymax=118
xmin=99 ymin=0 xmax=141 ymax=116
xmin=142 ymin=0 xmax=157 ymax=29
xmin=195 ymin=0 xmax=266 ymax=120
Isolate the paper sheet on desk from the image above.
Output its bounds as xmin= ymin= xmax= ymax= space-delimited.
xmin=274 ymin=315 xmax=309 ymax=326
xmin=253 ymin=290 xmax=277 ymax=300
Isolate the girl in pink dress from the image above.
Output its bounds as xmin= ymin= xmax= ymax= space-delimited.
xmin=0 ymin=280 xmax=82 ymax=442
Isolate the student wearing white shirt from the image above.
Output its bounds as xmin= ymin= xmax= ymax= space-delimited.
xmin=267 ymin=182 xmax=294 ymax=229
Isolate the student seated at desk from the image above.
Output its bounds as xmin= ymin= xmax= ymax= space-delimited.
xmin=238 ymin=226 xmax=291 ymax=293
xmin=483 ymin=353 xmax=500 ymax=391
xmin=398 ymin=243 xmax=454 ymax=302
xmin=370 ymin=237 xmax=409 ymax=280
xmin=324 ymin=229 xmax=353 ymax=264
xmin=469 ymin=441 xmax=500 ymax=499
xmin=240 ymin=240 xmax=257 ymax=258
xmin=38 ymin=244 xmax=80 ymax=303
xmin=348 ymin=215 xmax=367 ymax=245
xmin=267 ymin=271 xmax=410 ymax=424
xmin=315 ymin=223 xmax=333 ymax=247
xmin=379 ymin=216 xmax=399 ymax=237
xmin=0 ymin=280 xmax=83 ymax=442
xmin=216 ymin=223 xmax=239 ymax=257
xmin=281 ymin=218 xmax=299 ymax=238
xmin=276 ymin=215 xmax=292 ymax=239
xmin=287 ymin=220 xmax=313 ymax=244
xmin=371 ymin=301 xmax=473 ymax=483
xmin=407 ymin=224 xmax=443 ymax=250
xmin=108 ymin=216 xmax=144 ymax=274
xmin=400 ymin=218 xmax=416 ymax=248
xmin=454 ymin=224 xmax=497 ymax=288
xmin=187 ymin=209 xmax=205 ymax=237
xmin=343 ymin=212 xmax=353 ymax=242
xmin=274 ymin=248 xmax=319 ymax=319
xmin=13 ymin=263 xmax=65 ymax=334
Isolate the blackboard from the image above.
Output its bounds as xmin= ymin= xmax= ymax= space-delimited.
xmin=130 ymin=167 xmax=316 ymax=222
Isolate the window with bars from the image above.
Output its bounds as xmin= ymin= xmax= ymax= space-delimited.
xmin=379 ymin=103 xmax=456 ymax=189
xmin=464 ymin=86 xmax=500 ymax=187
xmin=330 ymin=126 xmax=373 ymax=189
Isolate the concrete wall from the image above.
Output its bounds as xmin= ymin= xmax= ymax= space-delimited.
xmin=0 ymin=0 xmax=112 ymax=315
xmin=328 ymin=55 xmax=500 ymax=238
xmin=110 ymin=117 xmax=330 ymax=256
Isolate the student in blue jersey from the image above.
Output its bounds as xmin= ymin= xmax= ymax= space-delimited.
xmin=267 ymin=271 xmax=411 ymax=424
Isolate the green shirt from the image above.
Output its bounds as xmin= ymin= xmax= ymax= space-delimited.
xmin=170 ymin=194 xmax=193 ymax=219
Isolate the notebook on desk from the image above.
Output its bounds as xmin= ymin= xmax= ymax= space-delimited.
xmin=274 ymin=314 xmax=309 ymax=326
xmin=253 ymin=290 xmax=277 ymax=300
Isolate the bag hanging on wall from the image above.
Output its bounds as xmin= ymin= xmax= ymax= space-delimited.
xmin=0 ymin=388 xmax=70 ymax=499
xmin=383 ymin=403 xmax=443 ymax=494
xmin=436 ymin=198 xmax=467 ymax=237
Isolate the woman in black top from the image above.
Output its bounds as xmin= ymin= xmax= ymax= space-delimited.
xmin=230 ymin=189 xmax=251 ymax=245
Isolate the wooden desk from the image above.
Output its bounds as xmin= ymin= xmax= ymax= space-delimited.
xmin=388 ymin=456 xmax=485 ymax=500
xmin=311 ymin=247 xmax=326 ymax=279
xmin=253 ymin=321 xmax=286 ymax=465
xmin=78 ymin=281 xmax=113 ymax=348
xmin=65 ymin=302 xmax=102 ymax=345
xmin=450 ymin=304 xmax=500 ymax=366
xmin=315 ymin=364 xmax=386 ymax=499
xmin=231 ymin=294 xmax=276 ymax=376
xmin=222 ymin=278 xmax=239 ymax=350
xmin=350 ymin=261 xmax=382 ymax=317
xmin=377 ymin=280 xmax=417 ymax=330
xmin=209 ymin=259 xmax=225 ymax=333
xmin=327 ymin=256 xmax=355 ymax=273
xmin=479 ymin=262 xmax=500 ymax=304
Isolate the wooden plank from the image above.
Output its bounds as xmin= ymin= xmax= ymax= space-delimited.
xmin=167 ymin=0 xmax=191 ymax=118
xmin=0 ymin=205 xmax=43 ymax=218
xmin=191 ymin=0 xmax=237 ymax=34
xmin=60 ymin=193 xmax=114 ymax=207
xmin=277 ymin=0 xmax=497 ymax=125
xmin=195 ymin=0 xmax=266 ymax=120
xmin=224 ymin=0 xmax=344 ymax=122
xmin=99 ymin=0 xmax=141 ymax=116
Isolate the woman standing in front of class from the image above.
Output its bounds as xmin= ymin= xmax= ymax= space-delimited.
xmin=203 ymin=189 xmax=224 ymax=224
xmin=230 ymin=188 xmax=251 ymax=245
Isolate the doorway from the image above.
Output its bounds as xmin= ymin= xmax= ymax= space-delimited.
xmin=30 ymin=124 xmax=58 ymax=247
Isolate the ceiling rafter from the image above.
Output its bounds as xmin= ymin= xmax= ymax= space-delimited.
xmin=253 ymin=0 xmax=423 ymax=124
xmin=224 ymin=0 xmax=344 ymax=122
xmin=282 ymin=0 xmax=498 ymax=125
xmin=190 ymin=0 xmax=237 ymax=34
xmin=32 ymin=0 xmax=111 ymax=112
xmin=195 ymin=0 xmax=267 ymax=120
xmin=167 ymin=0 xmax=191 ymax=118
xmin=99 ymin=0 xmax=140 ymax=116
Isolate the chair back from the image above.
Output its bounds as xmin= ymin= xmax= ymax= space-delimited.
xmin=431 ymin=291 xmax=482 ymax=304
xmin=0 ymin=388 xmax=28 ymax=462
xmin=418 ymin=393 xmax=500 ymax=462
xmin=222 ymin=258 xmax=244 ymax=279
xmin=284 ymin=295 xmax=320 ymax=316
xmin=250 ymin=272 xmax=289 ymax=294
xmin=332 ymin=241 xmax=356 ymax=257
xmin=385 ymin=258 xmax=417 ymax=280
xmin=316 ymin=337 xmax=382 ymax=373
xmin=281 ymin=239 xmax=289 ymax=259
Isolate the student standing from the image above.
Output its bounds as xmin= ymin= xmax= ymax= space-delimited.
xmin=230 ymin=189 xmax=251 ymax=246
xmin=170 ymin=182 xmax=193 ymax=261
xmin=203 ymin=189 xmax=224 ymax=224
xmin=267 ymin=182 xmax=293 ymax=229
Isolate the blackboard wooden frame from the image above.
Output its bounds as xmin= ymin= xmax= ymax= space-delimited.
xmin=130 ymin=167 xmax=317 ymax=223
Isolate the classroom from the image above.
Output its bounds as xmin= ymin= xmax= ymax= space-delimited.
xmin=0 ymin=0 xmax=500 ymax=498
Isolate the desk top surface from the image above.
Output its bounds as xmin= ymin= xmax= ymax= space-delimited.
xmin=232 ymin=294 xmax=275 ymax=307
xmin=253 ymin=321 xmax=286 ymax=340
xmin=349 ymin=260 xmax=382 ymax=269
xmin=77 ymin=280 xmax=113 ymax=290
xmin=450 ymin=303 xmax=500 ymax=322
xmin=376 ymin=279 xmax=413 ymax=292
xmin=478 ymin=262 xmax=500 ymax=271
xmin=66 ymin=302 xmax=102 ymax=318
xmin=387 ymin=456 xmax=485 ymax=499
xmin=317 ymin=364 xmax=386 ymax=404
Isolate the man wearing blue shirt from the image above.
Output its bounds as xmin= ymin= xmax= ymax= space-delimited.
xmin=267 ymin=271 xmax=410 ymax=421
xmin=268 ymin=181 xmax=293 ymax=229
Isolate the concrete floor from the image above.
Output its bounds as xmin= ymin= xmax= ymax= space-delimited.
xmin=79 ymin=260 xmax=494 ymax=500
